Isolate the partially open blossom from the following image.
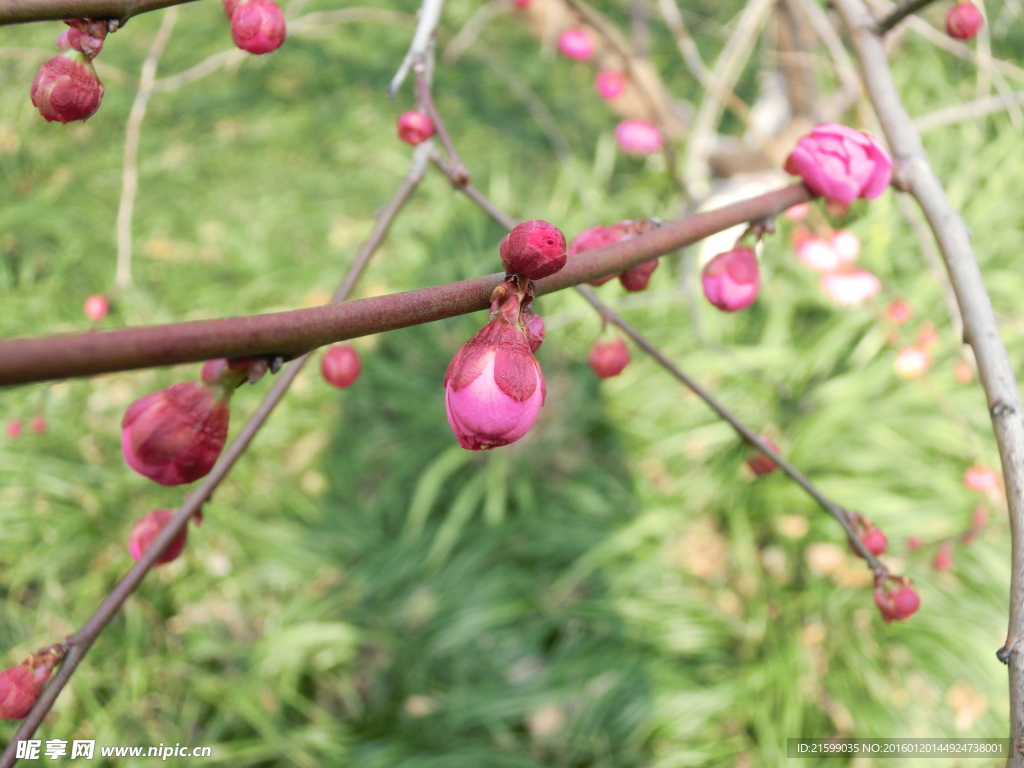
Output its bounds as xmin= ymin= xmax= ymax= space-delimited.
xmin=887 ymin=300 xmax=912 ymax=325
xmin=702 ymin=246 xmax=760 ymax=312
xmin=500 ymin=220 xmax=567 ymax=280
xmin=84 ymin=294 xmax=108 ymax=320
xmin=784 ymin=203 xmax=809 ymax=221
xmin=964 ymin=465 xmax=999 ymax=493
xmin=595 ymin=70 xmax=626 ymax=100
xmin=396 ymin=111 xmax=434 ymax=146
xmin=933 ymin=539 xmax=953 ymax=571
xmin=557 ymin=28 xmax=595 ymax=60
xmin=31 ymin=53 xmax=104 ymax=124
xmin=588 ymin=338 xmax=629 ymax=379
xmin=946 ymin=1 xmax=983 ymax=39
xmin=615 ymin=120 xmax=663 ymax=154
xmin=6 ymin=420 xmax=21 ymax=439
xmin=56 ymin=19 xmax=108 ymax=59
xmin=747 ymin=436 xmax=779 ymax=476
xmin=121 ymin=381 xmax=232 ymax=486
xmin=819 ymin=269 xmax=881 ymax=306
xmin=894 ymin=346 xmax=931 ymax=378
xmin=954 ymin=359 xmax=974 ymax=383
xmin=620 ymin=259 xmax=659 ymax=292
xmin=321 ymin=344 xmax=361 ymax=388
xmin=30 ymin=415 xmax=46 ymax=435
xmin=859 ymin=526 xmax=888 ymax=556
xmin=785 ymin=123 xmax=893 ymax=206
xmin=129 ymin=508 xmax=192 ymax=565
xmin=874 ymin=582 xmax=920 ymax=623
xmin=230 ymin=0 xmax=286 ymax=55
xmin=445 ymin=289 xmax=545 ymax=450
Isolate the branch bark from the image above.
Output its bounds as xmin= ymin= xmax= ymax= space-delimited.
xmin=0 ymin=0 xmax=197 ymax=25
xmin=834 ymin=0 xmax=1024 ymax=762
xmin=0 ymin=183 xmax=810 ymax=386
xmin=876 ymin=0 xmax=942 ymax=34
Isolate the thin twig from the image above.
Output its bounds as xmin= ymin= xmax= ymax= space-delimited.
xmin=389 ymin=0 xmax=445 ymax=98
xmin=792 ymin=0 xmax=861 ymax=117
xmin=0 ymin=145 xmax=432 ymax=768
xmin=442 ymin=0 xmax=507 ymax=64
xmin=877 ymin=0 xmax=942 ymax=34
xmin=114 ymin=6 xmax=177 ymax=291
xmin=416 ymin=52 xmax=469 ymax=185
xmin=915 ymin=90 xmax=1024 ymax=131
xmin=835 ymin=0 xmax=1024 ymax=759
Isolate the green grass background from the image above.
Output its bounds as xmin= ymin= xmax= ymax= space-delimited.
xmin=2 ymin=0 xmax=1024 ymax=764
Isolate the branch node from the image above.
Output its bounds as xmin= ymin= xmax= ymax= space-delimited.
xmin=991 ymin=401 xmax=1017 ymax=418
xmin=998 ymin=643 xmax=1016 ymax=664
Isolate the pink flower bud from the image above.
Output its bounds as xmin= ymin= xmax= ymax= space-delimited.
xmin=524 ymin=313 xmax=545 ymax=353
xmin=619 ymin=259 xmax=659 ymax=292
xmin=57 ymin=19 xmax=108 ymax=59
xmin=0 ymin=664 xmax=43 ymax=720
xmin=444 ymin=299 xmax=545 ymax=451
xmin=500 ymin=220 xmax=567 ymax=280
xmin=30 ymin=415 xmax=46 ymax=435
xmin=6 ymin=420 xmax=22 ymax=439
xmin=893 ymin=346 xmax=931 ymax=378
xmin=615 ymin=120 xmax=663 ymax=155
xmin=874 ymin=583 xmax=920 ymax=623
xmin=933 ymin=539 xmax=953 ymax=571
xmin=557 ymin=28 xmax=594 ymax=60
xmin=129 ymin=509 xmax=191 ymax=565
xmin=964 ymin=465 xmax=999 ymax=493
xmin=946 ymin=1 xmax=983 ymax=39
xmin=594 ymin=70 xmax=626 ymax=100
xmin=819 ymin=268 xmax=881 ymax=306
xmin=785 ymin=123 xmax=893 ymax=206
xmin=954 ymin=360 xmax=974 ymax=383
xmin=906 ymin=536 xmax=922 ymax=551
xmin=230 ymin=0 xmax=286 ymax=55
xmin=396 ymin=111 xmax=434 ymax=146
xmin=513 ymin=0 xmax=531 ymax=8
xmin=321 ymin=344 xmax=361 ymax=388
xmin=784 ymin=203 xmax=809 ymax=221
xmin=84 ymin=294 xmax=109 ymax=320
xmin=887 ymin=300 xmax=912 ymax=325
xmin=588 ymin=338 xmax=629 ymax=379
xmin=121 ymin=381 xmax=231 ymax=486
xmin=702 ymin=246 xmax=760 ymax=312
xmin=31 ymin=53 xmax=104 ymax=124
xmin=223 ymin=0 xmax=241 ymax=18
xmin=569 ymin=226 xmax=625 ymax=286
xmin=747 ymin=436 xmax=779 ymax=476
xmin=859 ymin=527 xmax=888 ymax=556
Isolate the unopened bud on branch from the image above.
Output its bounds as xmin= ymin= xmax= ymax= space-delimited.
xmin=0 ymin=645 xmax=65 ymax=720
xmin=230 ymin=0 xmax=286 ymax=55
xmin=396 ymin=111 xmax=435 ymax=146
xmin=619 ymin=260 xmax=658 ymax=292
xmin=557 ymin=28 xmax=595 ymax=60
xmin=588 ymin=338 xmax=630 ymax=379
xmin=873 ymin=580 xmax=920 ymax=623
xmin=321 ymin=344 xmax=362 ymax=388
xmin=946 ymin=1 xmax=983 ymax=39
xmin=84 ymin=294 xmax=108 ymax=320
xmin=500 ymin=221 xmax=567 ymax=280
xmin=615 ymin=120 xmax=663 ymax=155
xmin=747 ymin=436 xmax=779 ymax=476
xmin=31 ymin=53 xmax=104 ymax=124
xmin=129 ymin=508 xmax=195 ymax=565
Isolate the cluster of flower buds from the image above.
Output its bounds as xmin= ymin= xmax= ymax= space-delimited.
xmin=850 ymin=514 xmax=888 ymax=557
xmin=397 ymin=111 xmax=435 ymax=146
xmin=120 ymin=358 xmax=262 ymax=486
xmin=321 ymin=344 xmax=361 ymax=388
xmin=873 ymin=576 xmax=921 ymax=623
xmin=785 ymin=123 xmax=893 ymax=209
xmin=31 ymin=19 xmax=107 ymax=124
xmin=128 ymin=508 xmax=202 ymax=566
xmin=0 ymin=644 xmax=65 ymax=720
xmin=746 ymin=436 xmax=779 ymax=476
xmin=444 ymin=221 xmax=564 ymax=450
xmin=223 ymin=0 xmax=286 ymax=55
xmin=568 ymin=219 xmax=660 ymax=291
xmin=946 ymin=1 xmax=984 ymax=39
xmin=588 ymin=338 xmax=630 ymax=379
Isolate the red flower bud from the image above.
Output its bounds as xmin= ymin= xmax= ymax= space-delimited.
xmin=500 ymin=221 xmax=567 ymax=280
xmin=747 ymin=436 xmax=779 ymax=476
xmin=0 ymin=665 xmax=44 ymax=720
xmin=57 ymin=19 xmax=108 ymax=59
xmin=6 ymin=420 xmax=22 ymax=440
xmin=588 ymin=338 xmax=629 ymax=379
xmin=230 ymin=0 xmax=286 ymax=55
xmin=396 ymin=111 xmax=435 ymax=146
xmin=594 ymin=70 xmax=626 ymax=100
xmin=702 ymin=247 xmax=759 ymax=311
xmin=31 ymin=53 xmax=104 ymax=124
xmin=557 ymin=28 xmax=594 ymax=61
xmin=321 ymin=344 xmax=361 ymax=388
xmin=946 ymin=1 xmax=983 ymax=39
xmin=129 ymin=509 xmax=190 ymax=565
xmin=84 ymin=294 xmax=108 ymax=320
xmin=860 ymin=527 xmax=888 ymax=556
xmin=887 ymin=300 xmax=912 ymax=325
xmin=569 ymin=226 xmax=624 ymax=286
xmin=873 ymin=583 xmax=920 ymax=623
xmin=619 ymin=259 xmax=659 ymax=292
xmin=121 ymin=381 xmax=231 ymax=486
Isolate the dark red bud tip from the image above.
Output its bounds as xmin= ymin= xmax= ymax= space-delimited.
xmin=321 ymin=344 xmax=361 ymax=388
xmin=588 ymin=338 xmax=629 ymax=379
xmin=129 ymin=509 xmax=188 ymax=565
xmin=500 ymin=220 xmax=567 ymax=280
xmin=747 ymin=436 xmax=779 ymax=476
xmin=396 ymin=111 xmax=434 ymax=145
xmin=230 ymin=0 xmax=286 ymax=55
xmin=946 ymin=1 xmax=983 ymax=39
xmin=31 ymin=53 xmax=104 ymax=124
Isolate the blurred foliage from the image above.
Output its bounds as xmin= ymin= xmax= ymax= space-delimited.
xmin=2 ymin=0 xmax=1024 ymax=765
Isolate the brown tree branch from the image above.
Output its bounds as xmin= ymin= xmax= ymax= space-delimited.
xmin=834 ymin=0 xmax=1024 ymax=761
xmin=876 ymin=0 xmax=942 ymax=34
xmin=0 ymin=144 xmax=432 ymax=768
xmin=0 ymin=0 xmax=197 ymax=25
xmin=0 ymin=183 xmax=811 ymax=387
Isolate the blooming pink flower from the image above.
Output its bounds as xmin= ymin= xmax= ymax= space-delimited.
xmin=594 ymin=70 xmax=626 ymax=100
xmin=588 ymin=338 xmax=629 ymax=379
xmin=6 ymin=420 xmax=21 ymax=439
xmin=873 ymin=583 xmax=920 ymax=623
xmin=785 ymin=123 xmax=893 ymax=206
xmin=819 ymin=268 xmax=881 ymax=306
xmin=964 ymin=465 xmax=999 ymax=493
xmin=129 ymin=509 xmax=190 ymax=565
xmin=321 ymin=344 xmax=361 ymax=388
xmin=893 ymin=347 xmax=931 ymax=378
xmin=887 ymin=300 xmax=912 ymax=325
xmin=396 ymin=111 xmax=434 ymax=146
xmin=558 ymin=28 xmax=595 ymax=60
xmin=444 ymin=298 xmax=545 ymax=451
xmin=933 ymin=539 xmax=953 ymax=571
xmin=702 ymin=246 xmax=760 ymax=312
xmin=615 ymin=120 xmax=663 ymax=155
xmin=500 ymin=220 xmax=567 ymax=280
xmin=121 ymin=381 xmax=231 ymax=486
xmin=84 ymin=294 xmax=108 ymax=320
xmin=860 ymin=527 xmax=888 ymax=556
xmin=31 ymin=53 xmax=104 ymax=124
xmin=619 ymin=259 xmax=659 ymax=292
xmin=784 ymin=203 xmax=809 ymax=221
xmin=946 ymin=1 xmax=983 ymax=39
xmin=747 ymin=436 xmax=779 ymax=476
xmin=230 ymin=0 xmax=286 ymax=55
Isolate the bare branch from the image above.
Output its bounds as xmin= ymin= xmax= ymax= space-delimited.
xmin=0 ymin=0 xmax=197 ymax=25
xmin=389 ymin=0 xmax=445 ymax=98
xmin=877 ymin=0 xmax=942 ymax=34
xmin=442 ymin=0 xmax=508 ymax=64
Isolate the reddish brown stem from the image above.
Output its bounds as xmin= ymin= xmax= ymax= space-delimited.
xmin=0 ymin=0 xmax=196 ymax=25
